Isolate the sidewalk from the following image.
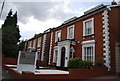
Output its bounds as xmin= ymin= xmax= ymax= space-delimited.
xmin=83 ymin=74 xmax=120 ymax=81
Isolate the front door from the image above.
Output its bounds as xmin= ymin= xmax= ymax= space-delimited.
xmin=116 ymin=44 xmax=120 ymax=74
xmin=61 ymin=47 xmax=66 ymax=67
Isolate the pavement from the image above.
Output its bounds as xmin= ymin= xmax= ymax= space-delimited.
xmin=1 ymin=65 xmax=13 ymax=81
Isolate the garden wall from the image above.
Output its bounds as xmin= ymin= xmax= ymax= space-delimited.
xmin=2 ymin=57 xmax=17 ymax=65
xmin=4 ymin=65 xmax=110 ymax=80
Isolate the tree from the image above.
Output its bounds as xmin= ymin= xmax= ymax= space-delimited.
xmin=18 ymin=40 xmax=25 ymax=51
xmin=1 ymin=9 xmax=21 ymax=57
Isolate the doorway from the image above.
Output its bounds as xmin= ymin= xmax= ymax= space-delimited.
xmin=60 ymin=47 xmax=66 ymax=67
xmin=115 ymin=43 xmax=120 ymax=74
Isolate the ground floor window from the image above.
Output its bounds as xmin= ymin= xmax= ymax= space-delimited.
xmin=53 ymin=46 xmax=58 ymax=63
xmin=37 ymin=50 xmax=40 ymax=60
xmin=84 ymin=46 xmax=93 ymax=61
xmin=82 ymin=40 xmax=95 ymax=63
xmin=69 ymin=47 xmax=75 ymax=59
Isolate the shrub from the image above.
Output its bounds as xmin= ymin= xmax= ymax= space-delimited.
xmin=95 ymin=62 xmax=104 ymax=66
xmin=68 ymin=58 xmax=82 ymax=69
xmin=68 ymin=58 xmax=93 ymax=69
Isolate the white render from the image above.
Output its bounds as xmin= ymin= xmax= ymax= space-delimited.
xmin=48 ymin=32 xmax=53 ymax=65
xmin=102 ymin=10 xmax=111 ymax=71
xmin=41 ymin=34 xmax=47 ymax=61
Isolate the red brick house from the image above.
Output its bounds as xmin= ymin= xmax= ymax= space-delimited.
xmin=25 ymin=2 xmax=120 ymax=74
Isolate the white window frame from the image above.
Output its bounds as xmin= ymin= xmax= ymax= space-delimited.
xmin=33 ymin=39 xmax=36 ymax=48
xmin=37 ymin=37 xmax=41 ymax=47
xmin=55 ymin=30 xmax=61 ymax=43
xmin=67 ymin=25 xmax=75 ymax=39
xmin=83 ymin=18 xmax=94 ymax=36
xmin=53 ymin=46 xmax=58 ymax=63
xmin=82 ymin=40 xmax=95 ymax=64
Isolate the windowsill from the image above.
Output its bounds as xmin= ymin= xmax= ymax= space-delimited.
xmin=83 ymin=34 xmax=94 ymax=38
xmin=67 ymin=38 xmax=74 ymax=40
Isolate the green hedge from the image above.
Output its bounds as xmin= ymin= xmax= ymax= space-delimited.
xmin=68 ymin=58 xmax=93 ymax=69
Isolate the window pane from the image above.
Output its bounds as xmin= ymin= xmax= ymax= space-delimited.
xmin=38 ymin=38 xmax=41 ymax=47
xmin=85 ymin=20 xmax=92 ymax=35
xmin=68 ymin=27 xmax=74 ymax=39
xmin=54 ymin=50 xmax=58 ymax=63
xmin=84 ymin=46 xmax=94 ymax=62
xmin=56 ymin=31 xmax=60 ymax=42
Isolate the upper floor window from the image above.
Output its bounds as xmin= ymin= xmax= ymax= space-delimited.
xmin=67 ymin=25 xmax=74 ymax=39
xmin=33 ymin=39 xmax=36 ymax=48
xmin=37 ymin=37 xmax=41 ymax=47
xmin=37 ymin=50 xmax=40 ymax=60
xmin=29 ymin=41 xmax=32 ymax=47
xmin=83 ymin=18 xmax=94 ymax=36
xmin=55 ymin=30 xmax=61 ymax=42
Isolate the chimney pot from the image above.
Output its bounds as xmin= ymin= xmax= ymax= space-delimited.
xmin=111 ymin=0 xmax=117 ymax=5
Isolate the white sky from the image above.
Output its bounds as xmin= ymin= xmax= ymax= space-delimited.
xmin=0 ymin=0 xmax=119 ymax=40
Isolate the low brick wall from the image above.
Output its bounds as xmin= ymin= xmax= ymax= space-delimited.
xmin=2 ymin=57 xmax=17 ymax=65
xmin=2 ymin=57 xmax=42 ymax=66
xmin=68 ymin=66 xmax=109 ymax=79
xmin=5 ymin=66 xmax=110 ymax=80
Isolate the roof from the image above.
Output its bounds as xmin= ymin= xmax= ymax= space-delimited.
xmin=27 ymin=4 xmax=120 ymax=41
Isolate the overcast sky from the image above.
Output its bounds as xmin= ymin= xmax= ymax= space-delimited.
xmin=0 ymin=0 xmax=119 ymax=40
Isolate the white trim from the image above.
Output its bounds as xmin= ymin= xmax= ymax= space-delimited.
xmin=102 ymin=10 xmax=110 ymax=71
xmin=41 ymin=34 xmax=46 ymax=61
xmin=83 ymin=18 xmax=94 ymax=36
xmin=48 ymin=32 xmax=53 ymax=65
xmin=81 ymin=40 xmax=95 ymax=45
xmin=67 ymin=25 xmax=75 ymax=39
xmin=55 ymin=30 xmax=61 ymax=43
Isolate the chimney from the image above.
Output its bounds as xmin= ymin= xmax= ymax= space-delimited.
xmin=111 ymin=0 xmax=117 ymax=5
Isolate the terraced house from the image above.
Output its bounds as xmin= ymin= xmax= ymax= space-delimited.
xmin=25 ymin=1 xmax=120 ymax=74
